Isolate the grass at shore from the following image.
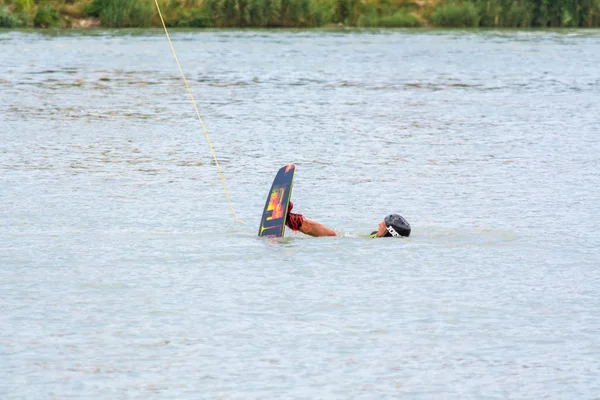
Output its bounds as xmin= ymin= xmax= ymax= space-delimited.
xmin=1 ymin=0 xmax=599 ymax=28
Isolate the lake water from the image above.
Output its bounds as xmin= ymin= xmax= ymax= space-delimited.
xmin=1 ymin=28 xmax=599 ymax=398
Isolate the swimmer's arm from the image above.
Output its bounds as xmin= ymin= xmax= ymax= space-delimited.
xmin=299 ymin=219 xmax=337 ymax=237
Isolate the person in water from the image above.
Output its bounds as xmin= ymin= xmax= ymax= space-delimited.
xmin=285 ymin=202 xmax=411 ymax=238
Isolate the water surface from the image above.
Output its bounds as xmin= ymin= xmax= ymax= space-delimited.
xmin=1 ymin=29 xmax=599 ymax=398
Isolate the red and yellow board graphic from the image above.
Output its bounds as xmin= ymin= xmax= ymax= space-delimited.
xmin=258 ymin=164 xmax=295 ymax=238
xmin=266 ymin=188 xmax=286 ymax=221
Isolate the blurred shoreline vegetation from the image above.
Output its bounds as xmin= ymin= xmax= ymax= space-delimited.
xmin=0 ymin=0 xmax=599 ymax=28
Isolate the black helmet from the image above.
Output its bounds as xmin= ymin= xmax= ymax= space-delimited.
xmin=383 ymin=214 xmax=411 ymax=237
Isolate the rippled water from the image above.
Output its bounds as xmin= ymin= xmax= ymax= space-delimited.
xmin=1 ymin=29 xmax=599 ymax=398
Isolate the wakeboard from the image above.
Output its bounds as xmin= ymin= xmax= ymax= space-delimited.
xmin=258 ymin=164 xmax=295 ymax=238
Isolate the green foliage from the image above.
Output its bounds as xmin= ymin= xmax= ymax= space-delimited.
xmin=4 ymin=0 xmax=35 ymax=26
xmin=503 ymin=0 xmax=533 ymax=27
xmin=166 ymin=7 xmax=210 ymax=27
xmin=192 ymin=0 xmax=323 ymax=27
xmin=547 ymin=0 xmax=563 ymax=26
xmin=198 ymin=0 xmax=218 ymax=26
xmin=430 ymin=1 xmax=479 ymax=27
xmin=379 ymin=11 xmax=422 ymax=26
xmin=589 ymin=0 xmax=600 ymax=26
xmin=2 ymin=0 xmax=600 ymax=28
xmin=285 ymin=0 xmax=313 ymax=26
xmin=356 ymin=9 xmax=379 ymax=26
xmin=34 ymin=6 xmax=61 ymax=27
xmin=311 ymin=0 xmax=336 ymax=25
xmin=527 ymin=0 xmax=600 ymax=27
xmin=221 ymin=0 xmax=237 ymax=26
xmin=0 ymin=6 xmax=22 ymax=27
xmin=12 ymin=0 xmax=33 ymax=12
xmin=531 ymin=0 xmax=549 ymax=26
xmin=84 ymin=0 xmax=103 ymax=17
xmin=583 ymin=0 xmax=600 ymax=26
xmin=476 ymin=0 xmax=502 ymax=26
xmin=355 ymin=3 xmax=423 ymax=28
xmin=561 ymin=8 xmax=574 ymax=26
xmin=331 ymin=0 xmax=362 ymax=24
xmin=335 ymin=0 xmax=349 ymax=23
xmin=357 ymin=10 xmax=422 ymax=27
xmin=86 ymin=0 xmax=153 ymax=27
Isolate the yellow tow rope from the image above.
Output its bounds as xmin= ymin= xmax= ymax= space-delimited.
xmin=154 ymin=0 xmax=244 ymax=225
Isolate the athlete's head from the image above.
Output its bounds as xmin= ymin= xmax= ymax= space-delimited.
xmin=375 ymin=214 xmax=411 ymax=238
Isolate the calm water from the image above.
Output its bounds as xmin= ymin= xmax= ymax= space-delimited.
xmin=1 ymin=29 xmax=599 ymax=398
